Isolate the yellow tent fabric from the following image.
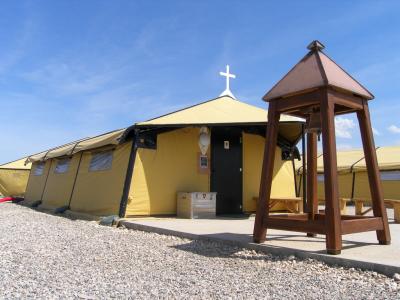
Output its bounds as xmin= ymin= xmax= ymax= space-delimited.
xmin=0 ymin=157 xmax=31 ymax=197
xmin=24 ymin=160 xmax=52 ymax=203
xmin=0 ymin=157 xmax=31 ymax=170
xmin=137 ymin=96 xmax=301 ymax=126
xmin=72 ymin=129 xmax=126 ymax=155
xmin=317 ymin=149 xmax=365 ymax=174
xmin=242 ymin=133 xmax=295 ymax=212
xmin=26 ymin=129 xmax=127 ymax=163
xmin=125 ymin=129 xmax=296 ymax=216
xmin=69 ymin=142 xmax=132 ymax=216
xmin=352 ymin=146 xmax=400 ymax=172
xmin=0 ymin=169 xmax=30 ymax=197
xmin=295 ymin=146 xmax=400 ymax=201
xmin=40 ymin=154 xmax=83 ymax=210
xmin=25 ymin=142 xmax=132 ymax=216
xmin=295 ymin=150 xmax=365 ymax=175
xmin=353 ymin=172 xmax=400 ymax=200
xmin=45 ymin=138 xmax=89 ymax=159
xmin=352 ymin=146 xmax=400 ymax=200
xmin=126 ymin=128 xmax=209 ymax=216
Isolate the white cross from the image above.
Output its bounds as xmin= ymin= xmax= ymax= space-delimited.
xmin=219 ymin=65 xmax=236 ymax=99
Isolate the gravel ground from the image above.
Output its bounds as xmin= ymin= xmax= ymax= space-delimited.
xmin=0 ymin=203 xmax=399 ymax=299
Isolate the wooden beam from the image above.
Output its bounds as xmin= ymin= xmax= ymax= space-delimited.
xmin=357 ymin=100 xmax=391 ymax=244
xmin=276 ymin=89 xmax=322 ymax=113
xmin=253 ymin=100 xmax=281 ymax=243
xmin=306 ymin=132 xmax=318 ymax=237
xmin=341 ymin=217 xmax=384 ymax=235
xmin=302 ymin=125 xmax=307 ymax=213
xmin=264 ymin=216 xmax=326 ymax=235
xmin=328 ymin=88 xmax=364 ymax=110
xmin=321 ymin=91 xmax=342 ymax=254
xmin=266 ymin=213 xmax=309 ymax=220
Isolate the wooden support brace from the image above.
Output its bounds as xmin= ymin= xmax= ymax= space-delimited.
xmin=253 ymin=101 xmax=281 ymax=243
xmin=306 ymin=132 xmax=318 ymax=237
xmin=321 ymin=92 xmax=342 ymax=254
xmin=357 ymin=100 xmax=391 ymax=244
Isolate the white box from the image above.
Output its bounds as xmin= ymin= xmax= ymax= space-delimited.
xmin=177 ymin=192 xmax=216 ymax=219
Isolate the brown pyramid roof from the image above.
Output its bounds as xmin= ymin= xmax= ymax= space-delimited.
xmin=263 ymin=40 xmax=374 ymax=101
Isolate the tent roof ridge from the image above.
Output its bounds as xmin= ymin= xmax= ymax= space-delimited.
xmin=137 ymin=95 xmax=237 ymax=124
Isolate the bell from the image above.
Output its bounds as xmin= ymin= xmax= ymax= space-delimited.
xmin=305 ymin=112 xmax=321 ymax=134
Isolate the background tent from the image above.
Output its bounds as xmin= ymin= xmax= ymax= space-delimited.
xmin=352 ymin=146 xmax=400 ymax=200
xmin=295 ymin=146 xmax=400 ymax=201
xmin=0 ymin=158 xmax=31 ymax=197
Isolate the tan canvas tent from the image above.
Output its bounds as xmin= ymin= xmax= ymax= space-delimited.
xmin=0 ymin=158 xmax=31 ymax=197
xmin=352 ymin=146 xmax=400 ymax=200
xmin=24 ymin=129 xmax=134 ymax=215
xmin=295 ymin=146 xmax=400 ymax=201
xmin=24 ymin=96 xmax=304 ymax=217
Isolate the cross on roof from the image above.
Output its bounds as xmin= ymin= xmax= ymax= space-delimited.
xmin=219 ymin=65 xmax=236 ymax=99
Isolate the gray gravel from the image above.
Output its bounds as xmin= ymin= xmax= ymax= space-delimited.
xmin=0 ymin=203 xmax=399 ymax=299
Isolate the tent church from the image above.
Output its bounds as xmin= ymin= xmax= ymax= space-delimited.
xmin=23 ymin=66 xmax=304 ymax=217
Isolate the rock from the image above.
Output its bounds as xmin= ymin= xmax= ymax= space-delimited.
xmin=0 ymin=202 xmax=397 ymax=299
xmin=394 ymin=273 xmax=400 ymax=281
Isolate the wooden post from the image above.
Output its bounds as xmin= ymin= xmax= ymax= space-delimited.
xmin=306 ymin=132 xmax=318 ymax=237
xmin=301 ymin=125 xmax=307 ymax=212
xmin=320 ymin=92 xmax=342 ymax=254
xmin=357 ymin=100 xmax=391 ymax=244
xmin=253 ymin=101 xmax=280 ymax=243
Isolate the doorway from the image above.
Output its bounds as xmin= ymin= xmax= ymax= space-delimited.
xmin=211 ymin=127 xmax=243 ymax=215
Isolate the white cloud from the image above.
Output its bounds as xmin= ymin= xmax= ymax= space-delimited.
xmin=372 ymin=127 xmax=380 ymax=136
xmin=335 ymin=117 xmax=356 ymax=139
xmin=388 ymin=125 xmax=400 ymax=134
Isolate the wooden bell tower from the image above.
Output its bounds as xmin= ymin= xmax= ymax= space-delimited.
xmin=253 ymin=40 xmax=391 ymax=254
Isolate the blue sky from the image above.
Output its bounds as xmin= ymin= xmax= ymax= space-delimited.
xmin=1 ymin=1 xmax=400 ymax=163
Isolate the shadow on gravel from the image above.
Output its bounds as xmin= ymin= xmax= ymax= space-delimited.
xmin=170 ymin=231 xmax=378 ymax=259
xmin=170 ymin=239 xmax=276 ymax=261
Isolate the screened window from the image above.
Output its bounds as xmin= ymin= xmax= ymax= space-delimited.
xmin=317 ymin=174 xmax=324 ymax=182
xmin=89 ymin=151 xmax=113 ymax=172
xmin=380 ymin=171 xmax=400 ymax=181
xmin=33 ymin=163 xmax=45 ymax=176
xmin=55 ymin=158 xmax=71 ymax=174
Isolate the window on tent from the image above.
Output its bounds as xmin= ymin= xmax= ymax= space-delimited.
xmin=89 ymin=151 xmax=113 ymax=172
xmin=33 ymin=162 xmax=45 ymax=176
xmin=380 ymin=171 xmax=400 ymax=181
xmin=54 ymin=158 xmax=71 ymax=174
